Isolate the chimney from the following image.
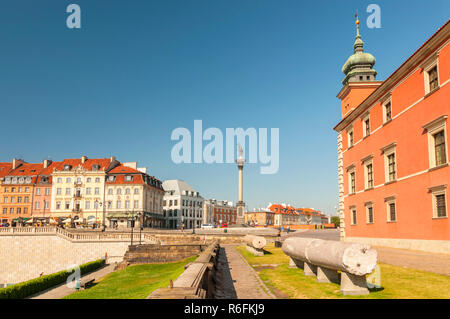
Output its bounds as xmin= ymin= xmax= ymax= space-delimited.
xmin=81 ymin=155 xmax=87 ymax=164
xmin=110 ymin=156 xmax=116 ymax=163
xmin=12 ymin=158 xmax=24 ymax=170
xmin=43 ymin=159 xmax=52 ymax=168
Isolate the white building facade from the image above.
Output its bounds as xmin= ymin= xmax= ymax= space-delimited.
xmin=162 ymin=180 xmax=203 ymax=229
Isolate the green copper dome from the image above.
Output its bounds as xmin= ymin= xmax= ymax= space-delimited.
xmin=341 ymin=19 xmax=377 ymax=84
xmin=342 ymin=51 xmax=376 ymax=74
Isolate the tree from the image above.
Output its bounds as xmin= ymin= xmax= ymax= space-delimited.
xmin=331 ymin=216 xmax=340 ymax=228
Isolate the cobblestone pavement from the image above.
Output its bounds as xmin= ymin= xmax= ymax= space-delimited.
xmin=215 ymin=245 xmax=275 ymax=299
xmin=282 ymin=229 xmax=450 ymax=276
xmin=30 ymin=264 xmax=116 ymax=299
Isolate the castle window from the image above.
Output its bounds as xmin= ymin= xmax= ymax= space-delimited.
xmin=362 ymin=113 xmax=370 ymax=137
xmin=348 ymin=128 xmax=354 ymax=148
xmin=434 ymin=131 xmax=447 ymax=166
xmin=366 ymin=203 xmax=374 ymax=224
xmin=423 ymin=60 xmax=439 ymax=95
xmin=350 ymin=207 xmax=357 ymax=225
xmin=423 ymin=116 xmax=447 ymax=169
xmin=428 ymin=66 xmax=439 ymax=91
xmin=383 ymin=99 xmax=392 ymax=123
xmin=430 ymin=185 xmax=447 ymax=219
xmin=367 ymin=164 xmax=373 ymax=187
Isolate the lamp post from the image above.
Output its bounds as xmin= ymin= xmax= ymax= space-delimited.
xmin=139 ymin=212 xmax=143 ymax=245
xmin=96 ymin=200 xmax=103 ymax=229
xmin=192 ymin=209 xmax=196 ymax=234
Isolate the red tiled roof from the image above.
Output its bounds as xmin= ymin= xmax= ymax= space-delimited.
xmin=108 ymin=165 xmax=143 ymax=174
xmin=8 ymin=163 xmax=44 ymax=176
xmin=0 ymin=163 xmax=13 ymax=178
xmin=54 ymin=158 xmax=113 ymax=171
xmin=106 ymin=164 xmax=163 ymax=187
xmin=106 ymin=174 xmax=145 ymax=185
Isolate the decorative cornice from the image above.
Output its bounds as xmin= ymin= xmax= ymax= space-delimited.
xmin=422 ymin=115 xmax=448 ymax=130
xmin=361 ymin=154 xmax=374 ymax=163
xmin=380 ymin=142 xmax=397 ymax=153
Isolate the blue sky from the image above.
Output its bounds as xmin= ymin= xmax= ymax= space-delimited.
xmin=0 ymin=1 xmax=448 ymax=215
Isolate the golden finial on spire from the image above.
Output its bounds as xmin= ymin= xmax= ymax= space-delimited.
xmin=355 ymin=10 xmax=360 ymax=36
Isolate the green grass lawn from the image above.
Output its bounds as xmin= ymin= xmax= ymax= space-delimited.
xmin=236 ymin=244 xmax=450 ymax=299
xmin=64 ymin=256 xmax=196 ymax=299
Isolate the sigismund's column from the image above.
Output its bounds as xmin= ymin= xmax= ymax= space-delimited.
xmin=235 ymin=147 xmax=246 ymax=225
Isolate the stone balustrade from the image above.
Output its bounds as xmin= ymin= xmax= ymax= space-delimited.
xmin=0 ymin=227 xmax=160 ymax=244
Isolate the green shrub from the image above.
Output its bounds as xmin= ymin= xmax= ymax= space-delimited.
xmin=0 ymin=258 xmax=105 ymax=299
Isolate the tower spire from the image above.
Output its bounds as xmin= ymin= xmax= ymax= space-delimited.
xmin=341 ymin=11 xmax=377 ymax=84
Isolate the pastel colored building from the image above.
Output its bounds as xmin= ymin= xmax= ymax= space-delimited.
xmin=245 ymin=210 xmax=274 ymax=226
xmin=33 ymin=160 xmax=59 ymax=223
xmin=0 ymin=160 xmax=42 ymax=225
xmin=267 ymin=204 xmax=327 ymax=226
xmin=105 ymin=163 xmax=164 ymax=228
xmin=50 ymin=156 xmax=119 ymax=224
xmin=334 ymin=20 xmax=450 ymax=253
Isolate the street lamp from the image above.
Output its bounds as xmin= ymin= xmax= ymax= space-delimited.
xmin=193 ymin=209 xmax=196 ymax=234
xmin=139 ymin=212 xmax=143 ymax=245
xmin=95 ymin=200 xmax=102 ymax=229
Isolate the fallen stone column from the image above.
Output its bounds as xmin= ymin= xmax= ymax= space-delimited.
xmin=282 ymin=237 xmax=319 ymax=275
xmin=243 ymin=235 xmax=267 ymax=256
xmin=282 ymin=237 xmax=377 ymax=295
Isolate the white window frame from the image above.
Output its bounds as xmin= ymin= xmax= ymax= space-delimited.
xmin=350 ymin=206 xmax=357 ymax=225
xmin=429 ymin=185 xmax=447 ymax=219
xmin=347 ymin=165 xmax=356 ymax=195
xmin=347 ymin=126 xmax=354 ymax=148
xmin=362 ymin=113 xmax=370 ymax=138
xmin=362 ymin=155 xmax=374 ymax=190
xmin=365 ymin=202 xmax=374 ymax=224
xmin=382 ymin=95 xmax=393 ymax=124
xmin=381 ymin=143 xmax=397 ymax=183
xmin=423 ymin=57 xmax=440 ymax=95
xmin=385 ymin=196 xmax=397 ymax=222
xmin=423 ymin=116 xmax=448 ymax=169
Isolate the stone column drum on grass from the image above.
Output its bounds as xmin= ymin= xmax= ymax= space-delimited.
xmin=243 ymin=234 xmax=267 ymax=256
xmin=282 ymin=237 xmax=378 ymax=295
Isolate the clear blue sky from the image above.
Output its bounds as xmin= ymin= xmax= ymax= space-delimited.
xmin=0 ymin=1 xmax=448 ymax=215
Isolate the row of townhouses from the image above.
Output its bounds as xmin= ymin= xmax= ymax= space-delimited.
xmin=0 ymin=156 xmax=239 ymax=229
xmin=245 ymin=204 xmax=329 ymax=227
xmin=0 ymin=156 xmax=164 ymax=228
